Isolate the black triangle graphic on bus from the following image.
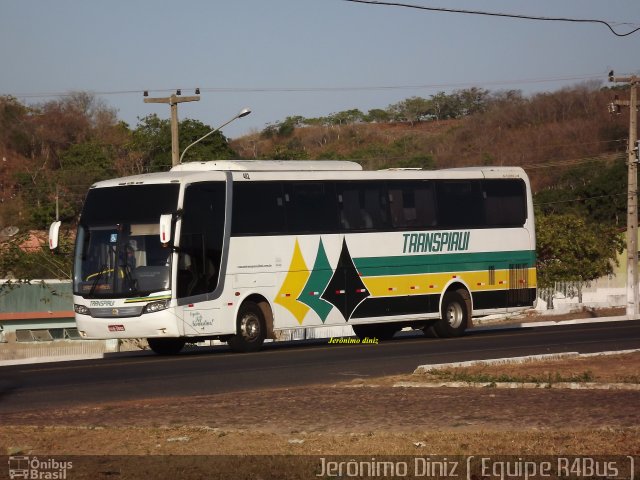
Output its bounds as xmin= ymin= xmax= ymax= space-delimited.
xmin=320 ymin=238 xmax=369 ymax=321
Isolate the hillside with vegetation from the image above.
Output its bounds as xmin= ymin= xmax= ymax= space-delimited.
xmin=0 ymin=82 xmax=632 ymax=281
xmin=233 ymin=82 xmax=628 ymax=191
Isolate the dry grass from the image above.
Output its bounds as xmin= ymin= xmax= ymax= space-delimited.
xmin=2 ymin=425 xmax=638 ymax=456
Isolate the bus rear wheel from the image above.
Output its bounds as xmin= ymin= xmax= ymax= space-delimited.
xmin=433 ymin=290 xmax=469 ymax=338
xmin=147 ymin=337 xmax=186 ymax=355
xmin=421 ymin=321 xmax=440 ymax=338
xmin=228 ymin=301 xmax=266 ymax=353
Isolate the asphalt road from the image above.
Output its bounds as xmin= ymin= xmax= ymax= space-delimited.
xmin=0 ymin=320 xmax=639 ymax=413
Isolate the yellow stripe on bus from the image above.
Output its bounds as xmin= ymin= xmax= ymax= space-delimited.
xmin=360 ymin=268 xmax=537 ymax=297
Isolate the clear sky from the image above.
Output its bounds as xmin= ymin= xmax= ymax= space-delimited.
xmin=2 ymin=0 xmax=639 ymax=138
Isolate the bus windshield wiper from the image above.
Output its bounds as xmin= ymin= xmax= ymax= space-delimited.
xmin=120 ymin=262 xmax=138 ymax=293
xmin=88 ymin=264 xmax=107 ymax=296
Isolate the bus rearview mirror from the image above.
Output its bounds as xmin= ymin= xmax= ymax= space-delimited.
xmin=48 ymin=221 xmax=61 ymax=250
xmin=159 ymin=214 xmax=173 ymax=244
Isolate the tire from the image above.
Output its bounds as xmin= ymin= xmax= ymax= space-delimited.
xmin=352 ymin=323 xmax=398 ymax=341
xmin=147 ymin=337 xmax=186 ymax=355
xmin=421 ymin=320 xmax=440 ymax=338
xmin=433 ymin=290 xmax=469 ymax=338
xmin=228 ymin=301 xmax=266 ymax=353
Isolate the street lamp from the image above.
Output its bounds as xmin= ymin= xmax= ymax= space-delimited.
xmin=179 ymin=108 xmax=252 ymax=164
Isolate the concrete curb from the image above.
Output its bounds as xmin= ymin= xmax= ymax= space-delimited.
xmin=414 ymin=348 xmax=640 ymax=374
xmin=0 ymin=353 xmax=105 ymax=366
xmin=414 ymin=352 xmax=581 ymax=373
xmin=408 ymin=348 xmax=640 ymax=391
xmin=393 ymin=381 xmax=640 ymax=390
xmin=471 ymin=314 xmax=631 ymax=332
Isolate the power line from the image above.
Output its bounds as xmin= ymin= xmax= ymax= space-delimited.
xmin=342 ymin=0 xmax=640 ymax=37
xmin=4 ymin=73 xmax=607 ymax=100
xmin=534 ymin=192 xmax=627 ymax=207
xmin=522 ymin=153 xmax=625 ymax=170
xmin=448 ymin=140 xmax=626 ymax=160
xmin=527 ymin=139 xmax=625 ymax=150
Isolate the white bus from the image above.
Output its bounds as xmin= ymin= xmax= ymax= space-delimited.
xmin=50 ymin=160 xmax=536 ymax=354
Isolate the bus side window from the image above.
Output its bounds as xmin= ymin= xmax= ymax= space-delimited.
xmin=232 ymin=182 xmax=285 ymax=235
xmin=388 ymin=181 xmax=436 ymax=229
xmin=337 ymin=182 xmax=389 ymax=232
xmin=338 ymin=188 xmax=361 ymax=230
xmin=284 ymin=182 xmax=338 ymax=233
xmin=483 ymin=179 xmax=527 ymax=227
xmin=436 ymin=180 xmax=485 ymax=228
xmin=415 ymin=184 xmax=437 ymax=227
xmin=364 ymin=184 xmax=389 ymax=229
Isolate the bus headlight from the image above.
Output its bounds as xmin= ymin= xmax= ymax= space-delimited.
xmin=74 ymin=304 xmax=90 ymax=315
xmin=143 ymin=300 xmax=170 ymax=314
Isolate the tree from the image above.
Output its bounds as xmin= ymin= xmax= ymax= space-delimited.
xmin=130 ymin=113 xmax=170 ymax=170
xmin=455 ymin=87 xmax=490 ymax=116
xmin=0 ymin=96 xmax=31 ymax=155
xmin=0 ymin=230 xmax=73 ymax=280
xmin=178 ymin=119 xmax=237 ymax=163
xmin=327 ymin=109 xmax=364 ymax=126
xmin=56 ymin=142 xmax=117 ymax=222
xmin=534 ymin=159 xmax=627 ymax=227
xmin=388 ymin=97 xmax=431 ymax=124
xmin=1 ymin=92 xmax=127 ymax=230
xmin=27 ymin=92 xmax=118 ymax=167
xmin=12 ymin=142 xmax=118 ymax=228
xmin=428 ymin=91 xmax=462 ymax=120
xmin=536 ymin=213 xmax=623 ymax=288
xmin=132 ymin=115 xmax=238 ymax=171
xmin=277 ymin=116 xmax=305 ymax=136
xmin=364 ymin=108 xmax=391 ymax=123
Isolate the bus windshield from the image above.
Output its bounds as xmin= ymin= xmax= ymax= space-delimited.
xmin=74 ymin=184 xmax=180 ymax=298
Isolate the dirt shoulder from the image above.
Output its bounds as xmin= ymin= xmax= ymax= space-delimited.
xmin=1 ymin=351 xmax=639 ymax=457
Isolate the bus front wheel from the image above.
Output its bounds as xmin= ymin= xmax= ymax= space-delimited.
xmin=147 ymin=337 xmax=186 ymax=355
xmin=433 ymin=290 xmax=469 ymax=338
xmin=228 ymin=301 xmax=266 ymax=353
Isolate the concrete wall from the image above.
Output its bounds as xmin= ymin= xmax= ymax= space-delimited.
xmin=0 ymin=280 xmax=74 ymax=334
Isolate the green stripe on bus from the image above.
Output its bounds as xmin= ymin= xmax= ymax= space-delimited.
xmin=353 ymin=250 xmax=536 ymax=276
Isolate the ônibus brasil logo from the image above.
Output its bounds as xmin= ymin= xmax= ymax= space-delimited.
xmin=8 ymin=456 xmax=73 ymax=479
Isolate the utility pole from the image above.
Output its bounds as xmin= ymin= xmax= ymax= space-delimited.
xmin=55 ymin=184 xmax=59 ymax=221
xmin=144 ymin=91 xmax=200 ymax=167
xmin=609 ymin=72 xmax=639 ymax=318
